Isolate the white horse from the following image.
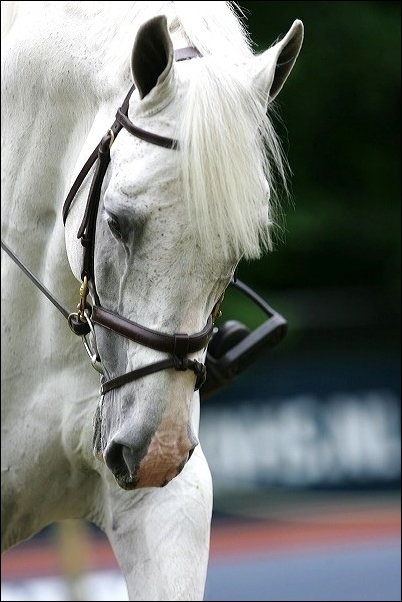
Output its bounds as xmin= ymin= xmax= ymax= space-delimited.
xmin=1 ymin=2 xmax=303 ymax=600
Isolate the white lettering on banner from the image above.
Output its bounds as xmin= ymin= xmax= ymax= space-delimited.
xmin=199 ymin=390 xmax=401 ymax=488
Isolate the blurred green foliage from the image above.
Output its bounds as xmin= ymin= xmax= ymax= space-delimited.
xmin=234 ymin=1 xmax=400 ymax=314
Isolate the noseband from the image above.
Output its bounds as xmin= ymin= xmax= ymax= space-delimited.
xmin=62 ymin=47 xmax=217 ymax=394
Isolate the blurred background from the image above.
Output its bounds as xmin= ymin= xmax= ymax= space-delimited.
xmin=2 ymin=1 xmax=400 ymax=600
xmin=202 ymin=0 xmax=401 ymax=499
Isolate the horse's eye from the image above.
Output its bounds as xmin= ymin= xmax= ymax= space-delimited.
xmin=107 ymin=216 xmax=122 ymax=239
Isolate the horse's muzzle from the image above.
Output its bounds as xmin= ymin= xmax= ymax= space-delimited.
xmin=104 ymin=440 xmax=197 ymax=490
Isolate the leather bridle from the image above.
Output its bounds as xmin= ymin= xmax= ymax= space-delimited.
xmin=61 ymin=47 xmax=222 ymax=394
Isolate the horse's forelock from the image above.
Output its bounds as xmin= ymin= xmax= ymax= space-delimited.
xmin=176 ymin=58 xmax=289 ymax=261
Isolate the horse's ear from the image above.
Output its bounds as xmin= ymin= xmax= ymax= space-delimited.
xmin=131 ymin=15 xmax=174 ymax=99
xmin=252 ymin=20 xmax=304 ymax=107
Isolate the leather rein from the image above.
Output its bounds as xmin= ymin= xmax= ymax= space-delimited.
xmin=61 ymin=46 xmax=222 ymax=394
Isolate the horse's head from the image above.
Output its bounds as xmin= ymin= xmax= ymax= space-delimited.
xmin=65 ymin=14 xmax=303 ymax=490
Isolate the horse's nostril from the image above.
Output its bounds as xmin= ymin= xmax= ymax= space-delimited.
xmin=122 ymin=445 xmax=138 ymax=475
xmin=104 ymin=442 xmax=135 ymax=478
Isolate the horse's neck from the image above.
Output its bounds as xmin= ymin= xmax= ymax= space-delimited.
xmin=0 ymin=5 xmax=113 ymax=415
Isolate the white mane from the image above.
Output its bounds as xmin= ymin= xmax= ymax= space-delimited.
xmin=171 ymin=2 xmax=289 ymax=260
xmin=177 ymin=56 xmax=288 ymax=261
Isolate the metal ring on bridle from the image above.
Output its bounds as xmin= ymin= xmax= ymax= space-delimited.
xmin=81 ymin=310 xmax=104 ymax=374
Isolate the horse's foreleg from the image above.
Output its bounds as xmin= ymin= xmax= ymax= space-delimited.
xmin=105 ymin=445 xmax=213 ymax=602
